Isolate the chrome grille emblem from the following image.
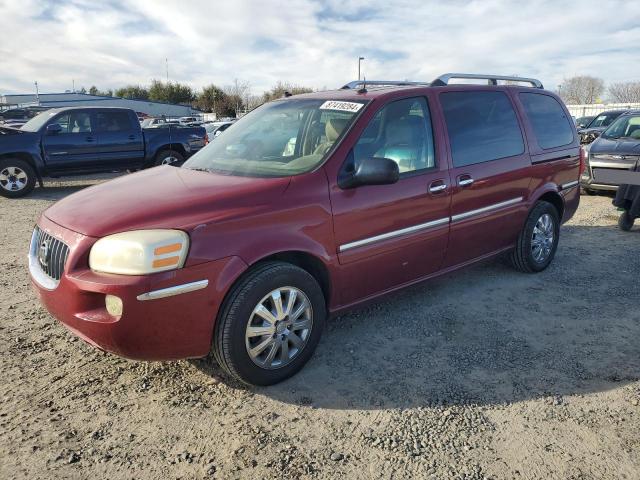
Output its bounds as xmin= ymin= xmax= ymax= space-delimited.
xmin=38 ymin=239 xmax=50 ymax=268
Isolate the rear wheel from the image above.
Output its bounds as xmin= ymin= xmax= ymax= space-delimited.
xmin=154 ymin=149 xmax=184 ymax=166
xmin=212 ymin=261 xmax=326 ymax=386
xmin=0 ymin=158 xmax=36 ymax=198
xmin=582 ymin=187 xmax=596 ymax=196
xmin=511 ymin=201 xmax=560 ymax=273
xmin=618 ymin=211 xmax=634 ymax=231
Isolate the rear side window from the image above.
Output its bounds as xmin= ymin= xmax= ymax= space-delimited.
xmin=96 ymin=111 xmax=132 ymax=132
xmin=519 ymin=93 xmax=574 ymax=149
xmin=441 ymin=91 xmax=524 ymax=167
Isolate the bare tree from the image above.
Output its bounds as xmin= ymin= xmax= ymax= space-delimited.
xmin=558 ymin=76 xmax=605 ymax=104
xmin=608 ymin=81 xmax=640 ymax=103
xmin=223 ymin=79 xmax=251 ymax=116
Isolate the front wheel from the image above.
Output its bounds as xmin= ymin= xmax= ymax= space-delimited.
xmin=154 ymin=149 xmax=184 ymax=167
xmin=0 ymin=158 xmax=36 ymax=198
xmin=511 ymin=201 xmax=560 ymax=273
xmin=618 ymin=211 xmax=634 ymax=231
xmin=212 ymin=262 xmax=326 ymax=386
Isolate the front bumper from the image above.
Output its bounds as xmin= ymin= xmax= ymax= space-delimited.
xmin=29 ymin=215 xmax=247 ymax=360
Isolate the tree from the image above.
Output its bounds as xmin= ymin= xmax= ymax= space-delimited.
xmin=148 ymin=80 xmax=195 ymax=105
xmin=115 ymin=85 xmax=150 ymax=100
xmin=195 ymin=84 xmax=226 ymax=114
xmin=88 ymin=86 xmax=113 ymax=97
xmin=263 ymin=81 xmax=313 ymax=103
xmin=608 ymin=81 xmax=640 ymax=103
xmin=223 ymin=79 xmax=251 ymax=116
xmin=558 ymin=76 xmax=605 ymax=104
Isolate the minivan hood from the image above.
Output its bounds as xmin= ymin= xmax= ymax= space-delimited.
xmin=44 ymin=166 xmax=291 ymax=237
xmin=590 ymin=136 xmax=640 ymax=156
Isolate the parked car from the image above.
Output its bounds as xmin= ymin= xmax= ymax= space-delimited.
xmin=575 ymin=115 xmax=595 ymax=129
xmin=140 ymin=117 xmax=177 ymax=128
xmin=28 ymin=74 xmax=581 ymax=385
xmin=204 ymin=121 xmax=234 ymax=140
xmin=578 ymin=109 xmax=627 ymax=144
xmin=580 ymin=110 xmax=640 ymax=194
xmin=0 ymin=107 xmax=206 ymax=197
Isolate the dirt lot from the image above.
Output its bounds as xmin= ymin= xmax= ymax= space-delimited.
xmin=1 ymin=176 xmax=638 ymax=480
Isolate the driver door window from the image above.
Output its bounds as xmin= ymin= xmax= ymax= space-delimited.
xmin=353 ymin=97 xmax=435 ymax=175
xmin=54 ymin=112 xmax=92 ymax=134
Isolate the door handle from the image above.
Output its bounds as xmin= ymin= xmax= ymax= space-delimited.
xmin=85 ymin=136 xmax=95 ymax=142
xmin=458 ymin=175 xmax=474 ymax=187
xmin=429 ymin=180 xmax=448 ymax=194
xmin=128 ymin=135 xmax=136 ymax=140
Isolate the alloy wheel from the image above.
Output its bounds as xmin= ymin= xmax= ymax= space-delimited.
xmin=531 ymin=213 xmax=555 ymax=263
xmin=0 ymin=166 xmax=28 ymax=192
xmin=245 ymin=287 xmax=313 ymax=370
xmin=161 ymin=155 xmax=178 ymax=165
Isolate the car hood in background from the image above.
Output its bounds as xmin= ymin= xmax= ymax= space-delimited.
xmin=590 ymin=136 xmax=640 ymax=156
xmin=44 ymin=166 xmax=291 ymax=237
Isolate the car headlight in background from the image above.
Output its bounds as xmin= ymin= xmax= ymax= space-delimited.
xmin=89 ymin=230 xmax=189 ymax=275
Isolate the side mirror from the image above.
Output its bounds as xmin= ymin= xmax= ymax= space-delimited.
xmin=339 ymin=156 xmax=400 ymax=189
xmin=46 ymin=123 xmax=62 ymax=134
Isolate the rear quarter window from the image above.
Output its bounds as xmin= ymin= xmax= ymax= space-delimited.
xmin=519 ymin=93 xmax=574 ymax=149
xmin=440 ymin=91 xmax=524 ymax=167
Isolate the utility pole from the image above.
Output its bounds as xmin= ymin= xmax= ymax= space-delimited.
xmin=34 ymin=81 xmax=40 ymax=104
xmin=166 ymin=58 xmax=169 ymax=83
xmin=72 ymin=79 xmax=75 ymax=92
xmin=358 ymin=56 xmax=365 ymax=81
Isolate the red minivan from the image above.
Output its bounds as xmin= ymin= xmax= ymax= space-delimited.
xmin=29 ymin=74 xmax=582 ymax=385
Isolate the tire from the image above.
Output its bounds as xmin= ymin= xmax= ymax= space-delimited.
xmin=0 ymin=158 xmax=36 ymax=198
xmin=582 ymin=187 xmax=596 ymax=196
xmin=212 ymin=261 xmax=326 ymax=386
xmin=154 ymin=149 xmax=184 ymax=167
xmin=510 ymin=201 xmax=560 ymax=273
xmin=618 ymin=211 xmax=634 ymax=231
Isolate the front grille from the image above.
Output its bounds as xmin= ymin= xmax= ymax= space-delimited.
xmin=30 ymin=226 xmax=70 ymax=282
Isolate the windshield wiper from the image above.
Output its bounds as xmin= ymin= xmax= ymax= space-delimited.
xmin=185 ymin=167 xmax=211 ymax=172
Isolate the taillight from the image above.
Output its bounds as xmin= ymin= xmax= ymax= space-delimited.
xmin=204 ymin=134 xmax=209 ymax=145
xmin=579 ymin=146 xmax=587 ymax=176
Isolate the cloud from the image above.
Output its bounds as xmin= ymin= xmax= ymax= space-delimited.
xmin=1 ymin=0 xmax=639 ymax=96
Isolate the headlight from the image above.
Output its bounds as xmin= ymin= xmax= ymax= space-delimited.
xmin=89 ymin=230 xmax=189 ymax=275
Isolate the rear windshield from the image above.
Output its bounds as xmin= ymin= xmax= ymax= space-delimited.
xmin=183 ymin=98 xmax=366 ymax=177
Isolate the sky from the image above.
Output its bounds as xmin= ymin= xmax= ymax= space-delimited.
xmin=1 ymin=0 xmax=639 ymax=97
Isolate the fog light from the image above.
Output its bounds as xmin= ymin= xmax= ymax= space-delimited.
xmin=105 ymin=295 xmax=123 ymax=316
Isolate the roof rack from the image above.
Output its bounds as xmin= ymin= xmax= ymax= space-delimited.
xmin=340 ymin=80 xmax=431 ymax=90
xmin=430 ymin=73 xmax=543 ymax=89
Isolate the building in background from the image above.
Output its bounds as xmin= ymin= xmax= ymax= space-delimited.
xmin=0 ymin=92 xmax=202 ymax=118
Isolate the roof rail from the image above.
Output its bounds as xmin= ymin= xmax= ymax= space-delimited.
xmin=341 ymin=80 xmax=431 ymax=90
xmin=430 ymin=73 xmax=543 ymax=89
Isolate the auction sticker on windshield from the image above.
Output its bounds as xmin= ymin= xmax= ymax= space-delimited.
xmin=319 ymin=101 xmax=364 ymax=113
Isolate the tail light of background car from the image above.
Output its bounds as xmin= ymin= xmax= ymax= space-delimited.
xmin=579 ymin=146 xmax=587 ymax=176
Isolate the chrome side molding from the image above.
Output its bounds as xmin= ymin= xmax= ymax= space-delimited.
xmin=560 ymin=180 xmax=579 ymax=190
xmin=137 ymin=279 xmax=209 ymax=301
xmin=339 ymin=217 xmax=450 ymax=252
xmin=451 ymin=197 xmax=523 ymax=222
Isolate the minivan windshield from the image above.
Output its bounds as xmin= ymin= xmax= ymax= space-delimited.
xmin=183 ymin=98 xmax=366 ymax=177
xmin=601 ymin=114 xmax=640 ymax=140
xmin=20 ymin=111 xmax=58 ymax=132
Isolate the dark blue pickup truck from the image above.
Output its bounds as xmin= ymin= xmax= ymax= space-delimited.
xmin=0 ymin=106 xmax=207 ymax=198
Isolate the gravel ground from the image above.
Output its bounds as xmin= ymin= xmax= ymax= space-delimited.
xmin=1 ymin=176 xmax=639 ymax=480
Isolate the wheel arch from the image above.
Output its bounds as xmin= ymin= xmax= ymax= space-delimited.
xmin=250 ymin=251 xmax=332 ymax=306
xmin=531 ymin=188 xmax=564 ymax=220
